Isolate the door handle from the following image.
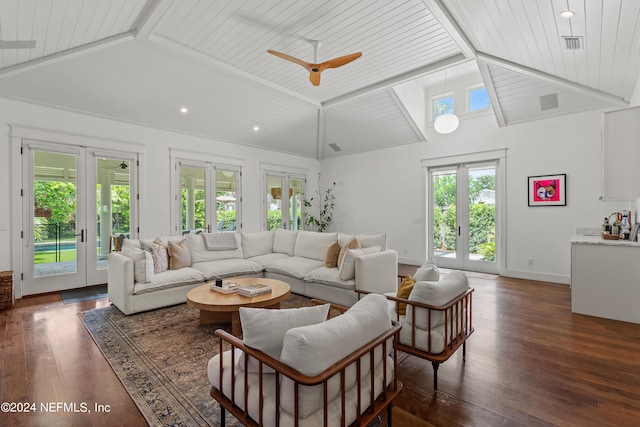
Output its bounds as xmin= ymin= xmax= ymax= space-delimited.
xmin=458 ymin=226 xmax=461 ymax=236
xmin=76 ymin=229 xmax=85 ymax=243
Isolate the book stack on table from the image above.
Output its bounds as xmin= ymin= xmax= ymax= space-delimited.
xmin=237 ymin=283 xmax=272 ymax=297
xmin=210 ymin=280 xmax=239 ymax=294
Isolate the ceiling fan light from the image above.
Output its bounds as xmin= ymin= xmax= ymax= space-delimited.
xmin=434 ymin=114 xmax=459 ymax=134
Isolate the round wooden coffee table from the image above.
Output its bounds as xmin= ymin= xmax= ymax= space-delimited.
xmin=186 ymin=277 xmax=291 ymax=337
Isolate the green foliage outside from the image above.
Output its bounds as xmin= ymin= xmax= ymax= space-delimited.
xmin=433 ymin=173 xmax=496 ymax=261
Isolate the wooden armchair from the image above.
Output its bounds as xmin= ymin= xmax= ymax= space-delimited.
xmin=358 ymin=270 xmax=474 ymax=390
xmin=207 ymin=294 xmax=403 ymax=426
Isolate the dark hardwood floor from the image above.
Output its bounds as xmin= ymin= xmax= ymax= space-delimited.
xmin=2 ymin=268 xmax=640 ymax=426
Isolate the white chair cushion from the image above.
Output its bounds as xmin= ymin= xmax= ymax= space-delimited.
xmin=413 ymin=257 xmax=440 ymax=281
xmin=239 ymin=304 xmax=330 ymax=360
xmin=241 ymin=231 xmax=275 ymax=258
xmin=279 ymin=294 xmax=392 ymax=417
xmin=407 ymin=270 xmax=468 ymax=329
xmin=293 ymin=230 xmax=338 ymax=261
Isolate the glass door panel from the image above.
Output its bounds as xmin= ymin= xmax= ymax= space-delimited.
xmin=467 ymin=164 xmax=496 ymax=270
xmin=25 ymin=148 xmax=85 ymax=294
xmin=432 ymin=168 xmax=459 ymax=267
xmin=93 ymin=157 xmax=133 ymax=273
xmin=289 ymin=178 xmax=304 ymax=230
xmin=266 ymin=174 xmax=285 ymax=230
xmin=216 ymin=168 xmax=238 ymax=232
xmin=181 ymin=165 xmax=208 ymax=233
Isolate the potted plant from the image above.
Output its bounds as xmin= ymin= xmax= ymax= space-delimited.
xmin=303 ymin=179 xmax=336 ymax=232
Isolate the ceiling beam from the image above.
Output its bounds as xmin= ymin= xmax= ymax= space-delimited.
xmin=323 ymin=54 xmax=468 ymax=107
xmin=477 ymin=51 xmax=629 ymax=107
xmin=477 ymin=61 xmax=506 ymax=127
xmin=387 ymin=87 xmax=428 ymax=142
xmin=0 ymin=32 xmax=136 ymax=80
xmin=134 ymin=0 xmax=175 ymax=39
xmin=421 ymin=0 xmax=477 ymax=59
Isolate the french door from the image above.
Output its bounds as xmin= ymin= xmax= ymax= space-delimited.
xmin=428 ymin=160 xmax=500 ymax=274
xmin=22 ymin=142 xmax=138 ymax=294
xmin=176 ymin=161 xmax=241 ymax=234
xmin=264 ymin=172 xmax=304 ymax=230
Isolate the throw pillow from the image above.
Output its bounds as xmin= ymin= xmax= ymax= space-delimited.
xmin=337 ymin=237 xmax=360 ymax=267
xmin=168 ymin=240 xmax=191 ymax=270
xmin=413 ymin=257 xmax=440 ymax=281
xmin=324 ymin=241 xmax=341 ymax=268
xmin=141 ymin=239 xmax=169 ymax=273
xmin=338 ymin=246 xmax=381 ymax=281
xmin=396 ymin=274 xmax=416 ymax=315
xmin=120 ymin=247 xmax=154 ymax=283
xmin=239 ymin=304 xmax=330 ymax=360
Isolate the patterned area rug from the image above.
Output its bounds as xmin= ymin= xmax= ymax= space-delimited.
xmin=80 ymin=294 xmax=316 ymax=427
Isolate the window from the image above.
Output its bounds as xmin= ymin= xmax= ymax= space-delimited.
xmin=433 ymin=95 xmax=454 ymax=120
xmin=468 ymin=86 xmax=491 ymax=112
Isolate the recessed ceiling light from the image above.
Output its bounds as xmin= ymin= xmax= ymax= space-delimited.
xmin=253 ymin=126 xmax=260 ymax=132
xmin=560 ymin=10 xmax=575 ymax=18
xmin=180 ymin=106 xmax=189 ymax=114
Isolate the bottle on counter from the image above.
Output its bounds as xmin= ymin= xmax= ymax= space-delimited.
xmin=603 ymin=217 xmax=611 ymax=234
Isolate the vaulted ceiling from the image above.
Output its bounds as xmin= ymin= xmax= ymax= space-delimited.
xmin=0 ymin=0 xmax=638 ymax=159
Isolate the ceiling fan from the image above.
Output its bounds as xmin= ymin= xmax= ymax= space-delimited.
xmin=267 ymin=40 xmax=361 ymax=86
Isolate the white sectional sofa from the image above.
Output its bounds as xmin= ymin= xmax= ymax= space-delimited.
xmin=108 ymin=229 xmax=398 ymax=315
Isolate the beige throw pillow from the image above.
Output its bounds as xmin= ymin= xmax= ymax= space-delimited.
xmin=337 ymin=237 xmax=360 ymax=267
xmin=169 ymin=240 xmax=191 ymax=270
xmin=324 ymin=241 xmax=341 ymax=268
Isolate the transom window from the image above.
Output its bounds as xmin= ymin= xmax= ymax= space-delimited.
xmin=468 ymin=86 xmax=491 ymax=112
xmin=433 ymin=95 xmax=454 ymax=120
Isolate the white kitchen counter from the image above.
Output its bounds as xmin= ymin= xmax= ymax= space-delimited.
xmin=570 ymin=230 xmax=640 ymax=324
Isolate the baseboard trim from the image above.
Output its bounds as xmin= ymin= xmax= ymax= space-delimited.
xmin=398 ymin=257 xmax=421 ymax=266
xmin=502 ymin=269 xmax=570 ymax=285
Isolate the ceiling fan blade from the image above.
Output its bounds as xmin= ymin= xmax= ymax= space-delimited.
xmin=319 ymin=52 xmax=362 ymax=71
xmin=267 ymin=50 xmax=312 ymax=70
xmin=309 ymin=71 xmax=321 ymax=86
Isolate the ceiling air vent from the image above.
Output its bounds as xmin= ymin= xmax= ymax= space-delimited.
xmin=562 ymin=36 xmax=583 ymax=50
xmin=540 ymin=93 xmax=559 ymax=111
xmin=328 ymin=143 xmax=342 ymax=152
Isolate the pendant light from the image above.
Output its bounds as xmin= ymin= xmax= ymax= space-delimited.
xmin=434 ymin=69 xmax=459 ymax=134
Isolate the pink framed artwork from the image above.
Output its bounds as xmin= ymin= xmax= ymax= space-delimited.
xmin=528 ymin=174 xmax=566 ymax=206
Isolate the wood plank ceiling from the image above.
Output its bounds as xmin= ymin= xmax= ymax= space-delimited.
xmin=0 ymin=0 xmax=637 ymax=159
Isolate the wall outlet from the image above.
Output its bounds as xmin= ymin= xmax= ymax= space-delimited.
xmin=527 ymin=258 xmax=534 ymax=265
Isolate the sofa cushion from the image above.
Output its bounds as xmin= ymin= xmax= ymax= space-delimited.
xmin=121 ymin=247 xmax=154 ymax=283
xmin=304 ymin=267 xmax=356 ymax=290
xmin=265 ymin=256 xmax=325 ymax=279
xmin=240 ymin=304 xmax=330 ymax=360
xmin=356 ymin=233 xmax=387 ymax=250
xmin=294 ymin=230 xmax=338 ymax=261
xmin=339 ymin=246 xmax=381 ymax=281
xmin=186 ymin=233 xmax=243 ymax=263
xmin=273 ymin=229 xmax=297 ymax=256
xmin=246 ymin=252 xmax=289 ymax=268
xmin=122 ymin=238 xmax=141 ymax=250
xmin=242 ymin=231 xmax=275 ymax=258
xmin=191 ymin=259 xmax=263 ymax=280
xmin=407 ymin=271 xmax=468 ymax=329
xmin=201 ymin=232 xmax=238 ymax=250
xmin=168 ymin=240 xmax=192 ymax=270
xmin=413 ymin=257 xmax=440 ymax=281
xmin=133 ymin=267 xmax=205 ymax=294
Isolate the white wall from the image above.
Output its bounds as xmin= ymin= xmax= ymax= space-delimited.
xmin=322 ymin=110 xmax=631 ymax=284
xmin=0 ymin=98 xmax=320 ymax=275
